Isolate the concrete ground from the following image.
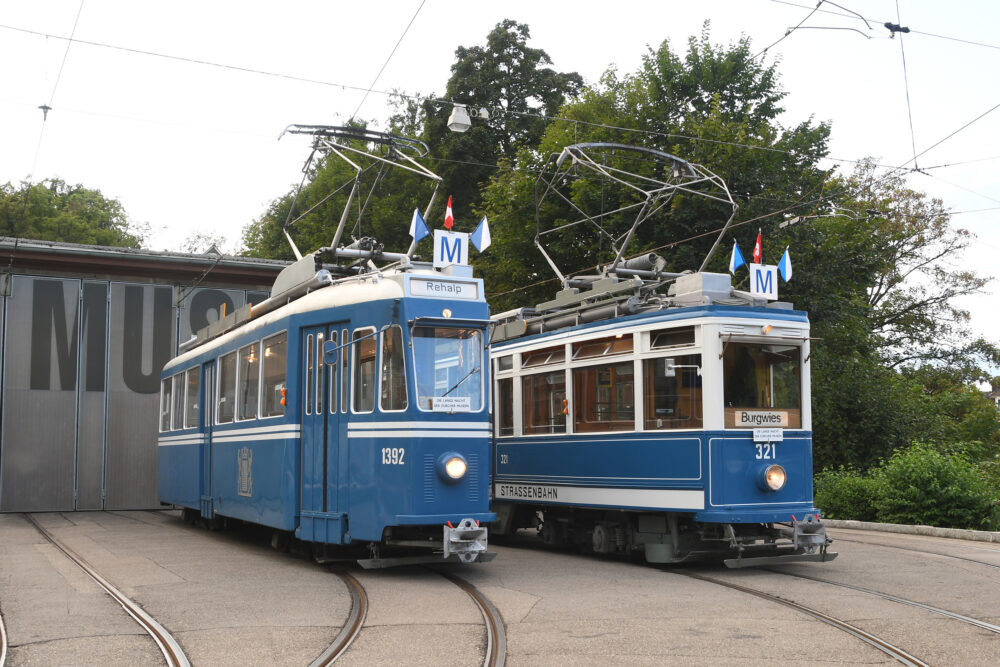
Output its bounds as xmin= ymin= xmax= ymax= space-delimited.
xmin=2 ymin=512 xmax=999 ymax=665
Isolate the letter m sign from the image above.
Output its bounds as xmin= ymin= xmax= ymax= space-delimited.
xmin=433 ymin=230 xmax=469 ymax=268
xmin=749 ymin=263 xmax=778 ymax=300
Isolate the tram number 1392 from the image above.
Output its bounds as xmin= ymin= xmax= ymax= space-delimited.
xmin=755 ymin=443 xmax=777 ymax=460
xmin=381 ymin=447 xmax=405 ymax=465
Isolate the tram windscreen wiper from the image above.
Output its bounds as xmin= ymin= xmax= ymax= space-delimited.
xmin=442 ymin=366 xmax=480 ymax=397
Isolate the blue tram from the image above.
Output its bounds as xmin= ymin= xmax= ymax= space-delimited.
xmin=157 ymin=127 xmax=494 ymax=566
xmin=488 ymin=143 xmax=835 ymax=567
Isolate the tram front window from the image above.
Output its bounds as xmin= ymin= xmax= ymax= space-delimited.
xmin=722 ymin=341 xmax=802 ymax=428
xmin=412 ymin=326 xmax=483 ymax=412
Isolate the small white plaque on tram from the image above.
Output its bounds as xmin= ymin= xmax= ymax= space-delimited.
xmin=410 ymin=278 xmax=479 ymax=300
xmin=753 ymin=428 xmax=784 ymax=442
xmin=430 ymin=396 xmax=472 ymax=412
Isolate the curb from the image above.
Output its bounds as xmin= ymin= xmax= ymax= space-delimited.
xmin=824 ymin=519 xmax=1000 ymax=544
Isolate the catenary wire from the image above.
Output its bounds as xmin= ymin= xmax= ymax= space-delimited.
xmin=895 ymin=0 xmax=920 ymax=169
xmin=348 ymin=0 xmax=425 ymax=122
xmin=767 ymin=0 xmax=1000 ymax=50
xmin=753 ymin=0 xmax=825 ymax=59
xmin=0 ymin=21 xmax=863 ymax=166
xmin=26 ymin=0 xmax=86 ymax=181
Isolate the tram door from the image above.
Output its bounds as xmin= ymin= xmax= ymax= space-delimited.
xmin=201 ymin=361 xmax=215 ymax=516
xmin=302 ymin=325 xmax=343 ymax=515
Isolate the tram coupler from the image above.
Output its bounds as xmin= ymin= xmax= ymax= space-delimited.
xmin=444 ymin=518 xmax=492 ymax=563
xmin=779 ymin=513 xmax=831 ymax=553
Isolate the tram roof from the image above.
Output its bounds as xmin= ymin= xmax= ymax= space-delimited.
xmin=491 ymin=304 xmax=810 ymax=352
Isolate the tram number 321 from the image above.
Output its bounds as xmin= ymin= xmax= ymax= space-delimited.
xmin=381 ymin=447 xmax=406 ymax=465
xmin=755 ymin=443 xmax=777 ymax=460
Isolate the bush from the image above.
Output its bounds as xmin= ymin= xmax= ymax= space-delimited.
xmin=874 ymin=442 xmax=998 ymax=531
xmin=814 ymin=467 xmax=882 ymax=521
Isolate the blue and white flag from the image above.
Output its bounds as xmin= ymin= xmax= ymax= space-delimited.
xmin=778 ymin=246 xmax=792 ymax=281
xmin=470 ymin=215 xmax=491 ymax=252
xmin=729 ymin=240 xmax=746 ymax=274
xmin=409 ymin=208 xmax=430 ymax=242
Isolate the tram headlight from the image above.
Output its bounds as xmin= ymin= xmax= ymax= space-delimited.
xmin=759 ymin=464 xmax=787 ymax=492
xmin=437 ymin=452 xmax=468 ymax=482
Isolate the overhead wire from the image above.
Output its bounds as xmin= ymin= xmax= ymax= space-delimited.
xmin=348 ymin=0 xmax=425 ymax=122
xmin=0 ymin=20 xmax=862 ymax=167
xmin=876 ymin=100 xmax=1000 ymax=184
xmin=894 ymin=0 xmax=920 ymax=170
xmin=5 ymin=5 xmax=996 ymax=260
xmin=753 ymin=0 xmax=825 ymax=59
xmin=767 ymin=0 xmax=1000 ymax=50
xmin=26 ymin=0 xmax=86 ymax=181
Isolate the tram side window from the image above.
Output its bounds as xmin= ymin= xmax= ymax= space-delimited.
xmin=643 ymin=354 xmax=703 ymax=430
xmin=340 ymin=328 xmax=349 ymax=414
xmin=573 ymin=362 xmax=634 ymax=432
xmin=353 ymin=328 xmax=377 ymax=413
xmin=497 ymin=377 xmax=513 ymax=436
xmin=522 ymin=371 xmax=566 ymax=434
xmin=218 ymin=351 xmax=236 ymax=423
xmin=723 ymin=342 xmax=801 ymax=428
xmin=171 ymin=374 xmax=184 ymax=430
xmin=327 ymin=330 xmax=338 ymax=415
xmin=238 ymin=342 xmax=260 ymax=420
xmin=185 ymin=367 xmax=200 ymax=428
xmin=261 ymin=331 xmax=287 ymax=418
xmin=159 ymin=378 xmax=173 ymax=432
xmin=380 ymin=325 xmax=407 ymax=411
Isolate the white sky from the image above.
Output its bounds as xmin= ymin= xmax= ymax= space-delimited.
xmin=1 ymin=0 xmax=998 ymax=351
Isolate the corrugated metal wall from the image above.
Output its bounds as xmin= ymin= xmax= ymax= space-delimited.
xmin=0 ymin=276 xmax=270 ymax=511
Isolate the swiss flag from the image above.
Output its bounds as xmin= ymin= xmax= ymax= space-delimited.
xmin=752 ymin=230 xmax=762 ymax=264
xmin=444 ymin=195 xmax=454 ymax=230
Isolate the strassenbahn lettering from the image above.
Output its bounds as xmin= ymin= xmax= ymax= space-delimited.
xmin=497 ymin=484 xmax=558 ymax=500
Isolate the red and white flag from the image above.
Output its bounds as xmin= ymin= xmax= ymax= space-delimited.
xmin=444 ymin=195 xmax=454 ymax=230
xmin=752 ymin=229 xmax=762 ymax=264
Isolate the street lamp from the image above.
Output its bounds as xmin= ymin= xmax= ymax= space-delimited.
xmin=447 ymin=103 xmax=489 ymax=133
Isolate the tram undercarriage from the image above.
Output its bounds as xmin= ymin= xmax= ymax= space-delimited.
xmin=493 ymin=504 xmax=837 ymax=567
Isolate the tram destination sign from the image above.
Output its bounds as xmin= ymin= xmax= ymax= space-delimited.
xmin=735 ymin=410 xmax=789 ymax=427
xmin=410 ymin=277 xmax=479 ymax=300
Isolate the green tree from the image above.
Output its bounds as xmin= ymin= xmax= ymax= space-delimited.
xmin=0 ymin=179 xmax=145 ymax=247
xmin=422 ymin=20 xmax=583 ymax=215
xmin=781 ymin=160 xmax=998 ymax=468
xmin=478 ymin=25 xmax=831 ymax=311
xmin=243 ymin=21 xmax=582 ymax=259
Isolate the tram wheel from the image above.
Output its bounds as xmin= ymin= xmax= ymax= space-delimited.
xmin=271 ymin=530 xmax=291 ymax=552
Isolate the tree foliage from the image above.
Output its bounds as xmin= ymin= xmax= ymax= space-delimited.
xmin=477 ymin=26 xmax=832 ymax=311
xmin=422 ymin=20 xmax=582 ymax=213
xmin=815 ymin=444 xmax=1000 ymax=531
xmin=0 ymin=179 xmax=145 ymax=248
xmin=239 ymin=20 xmax=999 ymax=480
xmin=243 ymin=21 xmax=581 ymax=259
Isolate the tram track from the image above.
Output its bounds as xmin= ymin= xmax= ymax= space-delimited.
xmin=430 ymin=568 xmax=507 ymax=667
xmin=679 ymin=571 xmax=930 ymax=667
xmin=832 ymin=533 xmax=1000 ymax=570
xmin=310 ymin=568 xmax=369 ymax=666
xmin=1 ymin=606 xmax=8 ymax=667
xmin=309 ymin=565 xmax=505 ymax=666
xmin=23 ymin=514 xmax=191 ymax=667
xmin=767 ymin=569 xmax=1000 ymax=636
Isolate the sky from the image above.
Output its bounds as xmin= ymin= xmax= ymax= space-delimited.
xmin=1 ymin=0 xmax=998 ymax=353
